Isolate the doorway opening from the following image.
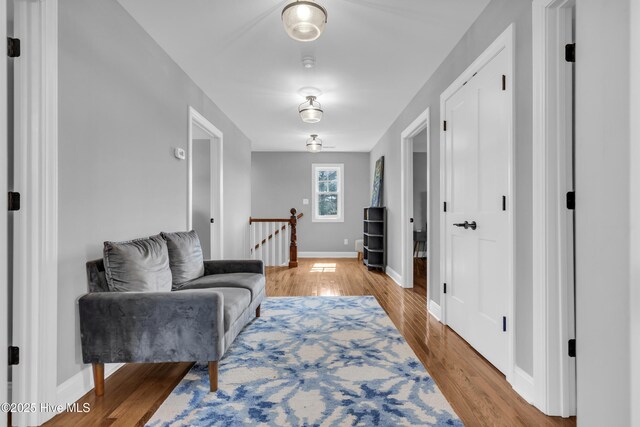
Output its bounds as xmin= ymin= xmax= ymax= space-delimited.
xmin=412 ymin=130 xmax=428 ymax=290
xmin=400 ymin=108 xmax=430 ymax=297
xmin=188 ymin=107 xmax=223 ymax=260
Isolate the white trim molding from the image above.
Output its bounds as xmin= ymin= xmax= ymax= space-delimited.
xmin=298 ymin=252 xmax=357 ymax=258
xmin=57 ymin=364 xmax=124 ymax=408
xmin=439 ymin=23 xmax=517 ymax=392
xmin=400 ymin=108 xmax=430 ymax=290
xmin=428 ymin=301 xmax=441 ymax=322
xmin=188 ymin=106 xmax=224 ymax=259
xmin=532 ymin=0 xmax=577 ymax=417
xmin=385 ymin=266 xmax=403 ymax=287
xmin=512 ymin=367 xmax=536 ymax=404
xmin=0 ymin=0 xmax=7 ymax=411
xmin=11 ymin=0 xmax=59 ymax=425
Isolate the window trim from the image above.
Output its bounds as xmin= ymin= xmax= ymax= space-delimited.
xmin=311 ymin=163 xmax=344 ymax=223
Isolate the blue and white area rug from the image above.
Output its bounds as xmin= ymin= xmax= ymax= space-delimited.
xmin=147 ymin=296 xmax=462 ymax=426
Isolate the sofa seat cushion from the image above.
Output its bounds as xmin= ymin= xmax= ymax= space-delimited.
xmin=176 ymin=273 xmax=265 ymax=301
xmin=197 ymin=287 xmax=251 ymax=332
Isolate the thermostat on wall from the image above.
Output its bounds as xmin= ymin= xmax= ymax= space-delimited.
xmin=174 ymin=147 xmax=186 ymax=160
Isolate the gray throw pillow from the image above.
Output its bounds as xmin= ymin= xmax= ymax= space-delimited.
xmin=160 ymin=230 xmax=205 ymax=287
xmin=103 ymin=235 xmax=172 ymax=292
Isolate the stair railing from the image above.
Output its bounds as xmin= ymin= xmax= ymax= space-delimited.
xmin=249 ymin=208 xmax=302 ymax=268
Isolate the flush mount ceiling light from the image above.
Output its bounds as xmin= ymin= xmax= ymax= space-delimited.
xmin=306 ymin=134 xmax=323 ymax=153
xmin=282 ymin=0 xmax=328 ymax=42
xmin=299 ymin=95 xmax=323 ymax=123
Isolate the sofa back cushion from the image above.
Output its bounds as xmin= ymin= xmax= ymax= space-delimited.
xmin=103 ymin=236 xmax=172 ymax=292
xmin=160 ymin=230 xmax=205 ymax=287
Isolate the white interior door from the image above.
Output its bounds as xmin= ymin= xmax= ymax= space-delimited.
xmin=444 ymin=48 xmax=510 ymax=373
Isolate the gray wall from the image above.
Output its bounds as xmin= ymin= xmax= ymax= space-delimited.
xmin=412 ymin=153 xmax=427 ymax=231
xmin=368 ymin=0 xmax=534 ymax=374
xmin=576 ymin=0 xmax=631 ymax=424
xmin=252 ymin=152 xmax=370 ymax=253
xmin=58 ymin=0 xmax=252 ymax=385
xmin=192 ymin=140 xmax=211 ymax=259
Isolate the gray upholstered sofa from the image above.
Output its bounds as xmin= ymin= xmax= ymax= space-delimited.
xmin=78 ymin=231 xmax=265 ymax=396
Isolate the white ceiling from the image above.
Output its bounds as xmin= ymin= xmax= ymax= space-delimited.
xmin=118 ymin=0 xmax=489 ymax=152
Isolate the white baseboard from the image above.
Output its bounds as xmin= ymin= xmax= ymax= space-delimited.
xmin=511 ymin=366 xmax=535 ymax=404
xmin=298 ymin=251 xmax=357 ymax=258
xmin=428 ymin=300 xmax=442 ymax=321
xmin=57 ymin=363 xmax=124 ymax=406
xmin=385 ymin=266 xmax=403 ymax=287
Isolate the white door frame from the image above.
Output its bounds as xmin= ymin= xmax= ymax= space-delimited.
xmin=439 ymin=23 xmax=517 ymax=389
xmin=0 ymin=0 xmax=8 ymax=413
xmin=400 ymin=108 xmax=430 ymax=292
xmin=12 ymin=0 xmax=59 ymax=425
xmin=188 ymin=106 xmax=224 ymax=259
xmin=532 ymin=0 xmax=577 ymax=417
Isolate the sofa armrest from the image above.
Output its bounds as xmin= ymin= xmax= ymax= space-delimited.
xmin=204 ymin=260 xmax=264 ymax=276
xmin=79 ymin=290 xmax=224 ymax=364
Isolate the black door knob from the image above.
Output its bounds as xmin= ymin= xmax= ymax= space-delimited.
xmin=453 ymin=221 xmax=477 ymax=230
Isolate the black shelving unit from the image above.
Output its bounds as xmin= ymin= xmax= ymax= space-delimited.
xmin=363 ymin=207 xmax=386 ymax=271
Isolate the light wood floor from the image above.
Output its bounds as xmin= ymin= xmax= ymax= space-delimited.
xmin=44 ymin=258 xmax=576 ymax=426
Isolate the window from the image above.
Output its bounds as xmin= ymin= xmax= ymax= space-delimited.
xmin=312 ymin=163 xmax=344 ymax=222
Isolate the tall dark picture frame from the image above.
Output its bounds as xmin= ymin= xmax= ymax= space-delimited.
xmin=371 ymin=156 xmax=384 ymax=207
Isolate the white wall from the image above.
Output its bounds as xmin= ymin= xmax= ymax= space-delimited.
xmin=57 ymin=0 xmax=252 ymax=385
xmin=368 ymin=0 xmax=534 ymax=374
xmin=575 ymin=0 xmax=632 ymax=424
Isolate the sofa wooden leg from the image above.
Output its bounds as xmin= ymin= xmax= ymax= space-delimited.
xmin=256 ymin=305 xmax=261 ymax=318
xmin=209 ymin=361 xmax=219 ymax=392
xmin=92 ymin=363 xmax=104 ymax=397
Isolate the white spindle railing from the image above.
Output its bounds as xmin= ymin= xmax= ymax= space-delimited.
xmin=249 ymin=221 xmax=289 ymax=267
xmin=249 ymin=209 xmax=301 ymax=268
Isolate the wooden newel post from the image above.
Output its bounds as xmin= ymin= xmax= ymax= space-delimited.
xmin=289 ymin=208 xmax=298 ymax=268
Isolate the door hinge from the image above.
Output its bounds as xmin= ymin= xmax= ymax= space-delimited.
xmin=443 ymin=121 xmax=447 ymax=132
xmin=443 ymin=201 xmax=447 ymax=212
xmin=502 ymin=195 xmax=506 ymax=211
xmin=443 ymin=283 xmax=447 ymax=294
xmin=501 ymin=74 xmax=506 ymax=91
xmin=566 ymin=191 xmax=575 ymax=210
xmin=409 ymin=218 xmax=414 ymax=223
xmin=8 ymin=192 xmax=20 ymax=211
xmin=568 ymin=339 xmax=576 ymax=357
xmin=210 ymin=218 xmax=215 ymax=223
xmin=7 ymin=37 xmax=20 ymax=58
xmin=8 ymin=346 xmax=19 ymax=365
xmin=565 ymin=43 xmax=576 ymax=63
xmin=502 ymin=316 xmax=507 ymax=332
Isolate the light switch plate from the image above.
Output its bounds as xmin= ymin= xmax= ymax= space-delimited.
xmin=303 ymin=198 xmax=309 ymax=205
xmin=344 ymin=239 xmax=349 ymax=245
